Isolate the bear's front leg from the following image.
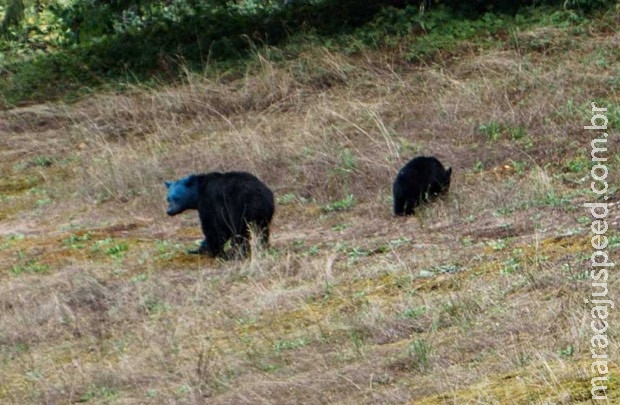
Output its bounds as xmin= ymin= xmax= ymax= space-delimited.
xmin=188 ymin=239 xmax=210 ymax=255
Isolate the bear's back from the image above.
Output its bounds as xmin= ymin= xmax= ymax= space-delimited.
xmin=195 ymin=171 xmax=274 ymax=208
xmin=402 ymin=156 xmax=443 ymax=173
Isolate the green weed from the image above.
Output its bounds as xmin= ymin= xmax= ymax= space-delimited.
xmin=564 ymin=156 xmax=588 ymax=173
xmin=502 ymin=249 xmax=523 ymax=275
xmin=473 ymin=161 xmax=484 ymax=173
xmin=488 ymin=238 xmax=509 ymax=251
xmin=321 ymin=194 xmax=356 ymax=213
xmin=409 ymin=338 xmax=432 ymax=373
xmin=91 ymin=237 xmax=129 ymax=258
xmin=11 ymin=258 xmax=49 ymax=275
xmin=510 ymin=160 xmax=527 ymax=175
xmin=401 ymin=306 xmax=427 ymax=319
xmin=80 ymin=384 xmax=119 ymax=402
xmin=479 ymin=121 xmax=502 ymax=141
xmin=274 ymin=337 xmax=310 ymax=354
xmin=331 ymin=222 xmax=350 ymax=231
xmin=559 ymin=345 xmax=575 ymax=358
xmin=277 ymin=193 xmax=297 ymax=205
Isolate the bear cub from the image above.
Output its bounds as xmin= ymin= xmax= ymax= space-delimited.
xmin=393 ymin=156 xmax=452 ymax=216
xmin=165 ymin=171 xmax=274 ymax=258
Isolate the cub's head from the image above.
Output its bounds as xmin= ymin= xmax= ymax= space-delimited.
xmin=164 ymin=175 xmax=200 ymax=216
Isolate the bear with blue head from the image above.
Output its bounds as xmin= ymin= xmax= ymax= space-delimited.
xmin=393 ymin=156 xmax=452 ymax=216
xmin=165 ymin=171 xmax=274 ymax=258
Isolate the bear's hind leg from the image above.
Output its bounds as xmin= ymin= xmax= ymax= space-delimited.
xmin=403 ymin=198 xmax=415 ymax=215
xmin=229 ymin=232 xmax=250 ymax=259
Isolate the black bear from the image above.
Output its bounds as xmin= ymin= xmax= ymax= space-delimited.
xmin=165 ymin=171 xmax=275 ymax=258
xmin=392 ymin=156 xmax=452 ymax=216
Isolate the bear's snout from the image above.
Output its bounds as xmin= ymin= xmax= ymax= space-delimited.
xmin=166 ymin=206 xmax=181 ymax=216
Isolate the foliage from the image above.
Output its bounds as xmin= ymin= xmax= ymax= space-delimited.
xmin=1 ymin=0 xmax=400 ymax=104
xmin=0 ymin=0 xmax=25 ymax=36
xmin=432 ymin=0 xmax=616 ymax=16
xmin=0 ymin=0 xmax=617 ymax=105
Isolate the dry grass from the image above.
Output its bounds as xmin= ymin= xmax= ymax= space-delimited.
xmin=1 ymin=14 xmax=619 ymax=404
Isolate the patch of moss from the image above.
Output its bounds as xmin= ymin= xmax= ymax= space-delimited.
xmin=416 ymin=359 xmax=618 ymax=404
xmin=0 ymin=174 xmax=43 ymax=194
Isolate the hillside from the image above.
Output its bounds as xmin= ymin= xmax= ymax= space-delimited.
xmin=1 ymin=7 xmax=619 ymax=404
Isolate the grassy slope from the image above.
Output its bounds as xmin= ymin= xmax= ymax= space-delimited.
xmin=1 ymin=9 xmax=619 ymax=404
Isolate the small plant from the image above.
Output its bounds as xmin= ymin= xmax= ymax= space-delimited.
xmin=14 ymin=157 xmax=54 ymax=170
xmin=277 ymin=193 xmax=297 ymax=205
xmin=567 ymin=268 xmax=589 ymax=281
xmin=565 ymin=98 xmax=578 ymax=115
xmin=105 ymin=242 xmax=129 ymax=258
xmin=488 ymin=238 xmax=509 ymax=251
xmin=608 ymin=234 xmax=620 ymax=249
xmin=590 ymin=99 xmax=620 ymax=129
xmin=331 ymin=222 xmax=350 ymax=231
xmin=350 ymin=330 xmax=366 ymax=358
xmin=479 ymin=121 xmax=502 ymax=141
xmin=540 ymin=190 xmax=568 ymax=207
xmin=143 ymin=297 xmax=169 ymax=316
xmin=461 ymin=236 xmax=473 ymax=246
xmin=409 ymin=339 xmax=432 ymax=372
xmin=389 ymin=236 xmax=412 ymax=249
xmin=502 ymin=250 xmax=522 ymax=275
xmin=347 ymin=246 xmax=371 ymax=264
xmin=508 ymin=125 xmax=527 ymax=141
xmin=1 ymin=233 xmax=25 ymax=250
xmin=473 ymin=161 xmax=484 ymax=173
xmin=31 ymin=156 xmax=54 ymax=167
xmin=559 ymin=345 xmax=574 ymax=358
xmin=401 ymin=306 xmax=426 ymax=319
xmin=565 ymin=156 xmax=588 ymax=173
xmin=494 ymin=206 xmax=514 ymax=216
xmin=35 ymin=197 xmax=52 ymax=207
xmin=510 ymin=159 xmax=527 ymax=175
xmin=321 ymin=194 xmax=356 ymax=213
xmin=577 ymin=216 xmax=590 ymax=224
xmin=175 ymin=385 xmax=190 ymax=398
xmin=337 ymin=149 xmax=357 ymax=173
xmin=149 ymin=242 xmax=179 ymax=262
xmin=132 ymin=274 xmax=148 ymax=282
xmin=303 ymin=244 xmax=320 ymax=256
xmin=11 ymin=258 xmax=49 ymax=275
xmin=80 ymin=384 xmax=119 ymax=402
xmin=145 ymin=389 xmax=158 ymax=398
xmin=91 ymin=237 xmax=129 ymax=259
xmin=8 ymin=233 xmax=25 ymax=242
xmin=514 ymin=351 xmax=531 ymax=368
xmin=274 ymin=337 xmax=310 ymax=354
xmin=240 ymin=333 xmax=279 ymax=373
xmin=434 ymin=264 xmax=461 ymax=274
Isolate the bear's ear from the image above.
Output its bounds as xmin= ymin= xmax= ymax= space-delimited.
xmin=165 ymin=180 xmax=172 ymax=189
xmin=184 ymin=175 xmax=195 ymax=188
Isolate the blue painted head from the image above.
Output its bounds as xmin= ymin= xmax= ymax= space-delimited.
xmin=164 ymin=175 xmax=200 ymax=216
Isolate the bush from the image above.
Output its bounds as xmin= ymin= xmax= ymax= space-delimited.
xmin=433 ymin=0 xmax=616 ymax=16
xmin=1 ymin=0 xmax=616 ymax=105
